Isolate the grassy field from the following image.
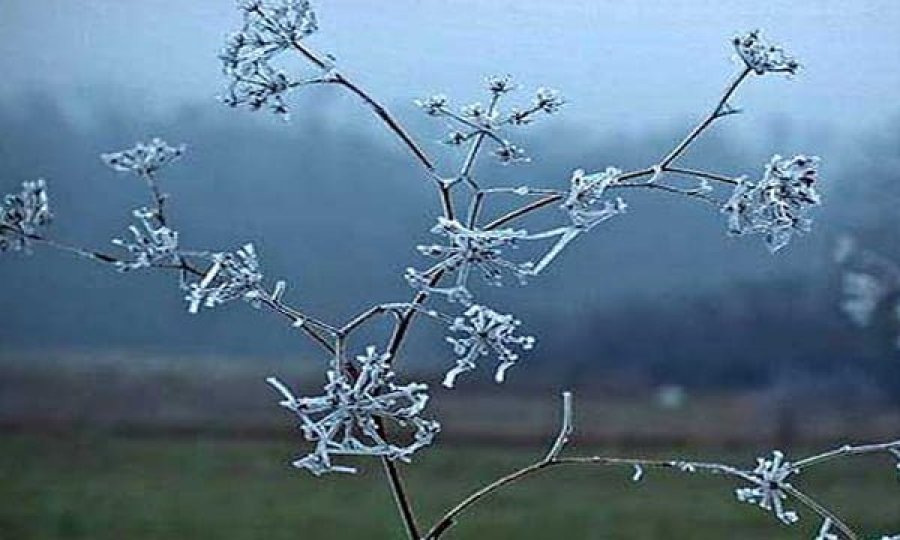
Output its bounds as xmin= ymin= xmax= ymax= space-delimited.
xmin=0 ymin=434 xmax=898 ymax=539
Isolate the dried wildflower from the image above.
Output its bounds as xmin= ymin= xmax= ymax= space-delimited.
xmin=415 ymin=94 xmax=448 ymax=116
xmin=561 ymin=167 xmax=628 ymax=230
xmin=220 ymin=0 xmax=322 ymax=117
xmin=735 ymin=450 xmax=799 ymax=525
xmin=533 ymin=87 xmax=565 ymax=114
xmin=267 ymin=346 xmax=439 ymax=475
xmin=406 ymin=218 xmax=533 ymax=303
xmin=722 ymin=155 xmax=821 ymax=252
xmin=416 ymin=76 xmax=564 ymax=166
xmin=112 ymin=208 xmax=179 ymax=271
xmin=101 ymin=138 xmax=186 ymax=176
xmin=443 ymin=304 xmax=535 ymax=387
xmin=0 ymin=179 xmax=52 ymax=253
xmin=185 ymin=243 xmax=265 ymax=313
xmin=493 ymin=142 xmax=529 ymax=164
xmin=733 ymin=30 xmax=800 ymax=75
xmin=486 ymin=74 xmax=515 ymax=95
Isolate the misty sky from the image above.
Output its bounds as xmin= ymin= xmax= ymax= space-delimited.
xmin=1 ymin=0 xmax=898 ymax=135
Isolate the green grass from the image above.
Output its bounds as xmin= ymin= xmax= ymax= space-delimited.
xmin=0 ymin=434 xmax=897 ymax=539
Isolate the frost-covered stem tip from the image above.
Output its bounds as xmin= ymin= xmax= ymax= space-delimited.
xmin=544 ymin=391 xmax=574 ymax=462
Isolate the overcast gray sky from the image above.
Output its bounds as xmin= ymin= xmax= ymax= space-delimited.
xmin=1 ymin=0 xmax=898 ymax=135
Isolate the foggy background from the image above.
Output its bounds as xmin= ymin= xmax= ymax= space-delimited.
xmin=2 ymin=2 xmax=900 ymax=539
xmin=1 ymin=0 xmax=900 ymax=431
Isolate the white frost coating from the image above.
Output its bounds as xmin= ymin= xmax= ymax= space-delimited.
xmin=0 ymin=179 xmax=52 ymax=253
xmin=184 ymin=243 xmax=265 ymax=313
xmin=722 ymin=155 xmax=821 ymax=252
xmin=267 ymin=346 xmax=439 ymax=476
xmin=101 ymin=138 xmax=186 ymax=176
xmin=561 ymin=167 xmax=626 ymax=230
xmin=544 ymin=391 xmax=573 ymax=462
xmin=734 ymin=450 xmax=799 ymax=525
xmin=631 ymin=464 xmax=644 ymax=482
xmin=112 ymin=208 xmax=180 ymax=271
xmin=219 ymin=0 xmax=327 ymax=118
xmin=406 ymin=217 xmax=534 ymax=302
xmin=443 ymin=304 xmax=535 ymax=387
xmin=733 ymin=30 xmax=800 ymax=75
xmin=416 ymin=75 xmax=564 ymax=165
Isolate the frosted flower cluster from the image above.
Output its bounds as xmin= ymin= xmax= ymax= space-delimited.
xmin=735 ymin=450 xmax=799 ymax=525
xmin=416 ymin=75 xmax=564 ymax=166
xmin=0 ymin=179 xmax=52 ymax=253
xmin=101 ymin=138 xmax=186 ymax=176
xmin=112 ymin=208 xmax=180 ymax=271
xmin=267 ymin=346 xmax=439 ymax=475
xmin=219 ymin=0 xmax=324 ymax=117
xmin=733 ymin=30 xmax=800 ymax=75
xmin=561 ymin=167 xmax=628 ymax=230
xmin=185 ymin=243 xmax=265 ymax=313
xmin=722 ymin=155 xmax=821 ymax=252
xmin=443 ymin=304 xmax=535 ymax=388
xmin=406 ymin=217 xmax=533 ymax=303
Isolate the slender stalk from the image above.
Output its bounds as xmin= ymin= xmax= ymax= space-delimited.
xmin=666 ymin=166 xmax=739 ymax=185
xmin=782 ymin=485 xmax=857 ymax=540
xmin=381 ymin=456 xmax=421 ymax=540
xmin=659 ymin=67 xmax=752 ymax=168
xmin=288 ymin=38 xmax=438 ymax=182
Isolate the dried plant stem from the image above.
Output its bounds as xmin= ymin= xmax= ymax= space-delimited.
xmin=659 ymin=66 xmax=752 ymax=168
xmin=368 ymin=67 xmax=758 ymax=538
xmin=423 ymin=391 xmax=897 ymax=540
xmin=286 ymin=39 xmax=436 ymax=178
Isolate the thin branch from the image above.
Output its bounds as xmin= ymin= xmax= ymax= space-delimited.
xmin=658 ymin=66 xmax=752 ymax=168
xmin=288 ymin=38 xmax=438 ymax=184
xmin=792 ymin=440 xmax=900 ymax=471
xmin=782 ymin=485 xmax=857 ymax=540
xmin=665 ymin=166 xmax=739 ymax=185
xmin=544 ymin=391 xmax=574 ymax=462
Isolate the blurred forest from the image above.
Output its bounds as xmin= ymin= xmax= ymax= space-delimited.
xmin=2 ymin=91 xmax=899 ymax=395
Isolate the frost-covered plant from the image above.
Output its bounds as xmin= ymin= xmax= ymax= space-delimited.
xmin=722 ymin=154 xmax=821 ymax=252
xmin=266 ymin=346 xmax=438 ymax=475
xmin=3 ymin=2 xmax=894 ymax=539
xmin=0 ymin=179 xmax=52 ymax=253
xmin=733 ymin=30 xmax=801 ymax=75
xmin=734 ymin=450 xmax=799 ymax=524
xmin=443 ymin=304 xmax=535 ymax=387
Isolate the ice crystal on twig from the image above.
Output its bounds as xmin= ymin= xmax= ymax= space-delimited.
xmin=0 ymin=179 xmax=52 ymax=253
xmin=443 ymin=304 xmax=535 ymax=387
xmin=722 ymin=155 xmax=821 ymax=252
xmin=735 ymin=450 xmax=799 ymax=525
xmin=266 ymin=346 xmax=439 ymax=475
xmin=562 ymin=167 xmax=628 ymax=230
xmin=112 ymin=208 xmax=180 ymax=271
xmin=416 ymin=76 xmax=564 ymax=165
xmin=406 ymin=217 xmax=534 ymax=302
xmin=220 ymin=0 xmax=326 ymax=117
xmin=733 ymin=30 xmax=800 ymax=75
xmin=185 ymin=243 xmax=265 ymax=313
xmin=101 ymin=138 xmax=186 ymax=176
